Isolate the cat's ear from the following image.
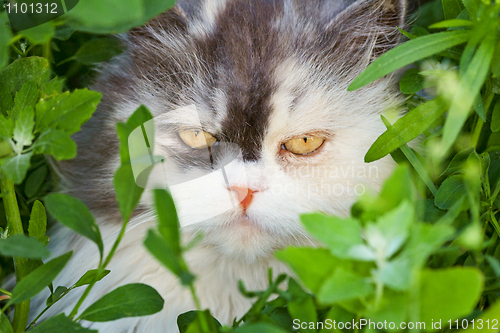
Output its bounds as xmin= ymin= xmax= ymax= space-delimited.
xmin=325 ymin=0 xmax=407 ymax=64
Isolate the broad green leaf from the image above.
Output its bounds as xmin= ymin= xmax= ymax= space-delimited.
xmin=377 ymin=257 xmax=411 ymax=291
xmin=492 ymin=100 xmax=500 ymax=132
xmin=353 ymin=165 xmax=414 ymax=222
xmin=144 ymin=229 xmax=187 ymax=281
xmin=21 ymin=21 xmax=55 ymax=45
xmin=0 ymin=139 xmax=12 ymax=158
xmin=53 ymin=27 xmax=76 ymax=41
xmin=29 ymin=314 xmax=97 ymax=333
xmin=463 ymin=300 xmax=500 ymax=333
xmin=11 ymin=81 xmax=38 ymax=121
xmin=178 ymin=311 xmax=222 ymax=333
xmin=114 ymin=164 xmax=145 ymax=222
xmin=473 ymin=95 xmax=486 ymax=122
xmin=73 ymin=269 xmax=111 ymax=288
xmin=24 ymin=165 xmax=48 ymax=198
xmin=0 ymin=235 xmax=50 ymax=259
xmin=275 ymin=247 xmax=344 ymax=294
xmin=287 ymin=279 xmax=317 ymax=333
xmin=365 ymin=291 xmax=408 ymax=331
xmin=0 ymin=312 xmax=13 ymax=333
xmin=419 ymin=267 xmax=483 ymax=327
xmin=348 ymin=30 xmax=470 ymax=91
xmin=154 ymin=189 xmax=180 ymax=255
xmin=435 ymin=175 xmax=466 ymax=209
xmin=440 ymin=34 xmax=496 ymax=155
xmin=40 ymin=77 xmax=65 ymax=97
xmin=12 ymin=106 xmax=35 ymax=152
xmin=79 ymin=283 xmax=164 ymax=322
xmin=32 ymin=128 xmax=77 ymax=160
xmin=71 ymin=38 xmax=124 ymax=65
xmin=441 ymin=147 xmax=476 ymax=176
xmin=45 ymin=193 xmax=103 ymax=259
xmin=8 ymin=252 xmax=72 ymax=305
xmin=493 ymin=39 xmax=500 ymax=76
xmin=0 ymin=57 xmax=50 ymax=95
xmin=28 ymin=200 xmax=48 ymax=245
xmin=399 ymin=68 xmax=424 ymax=94
xmin=0 ymin=114 xmax=13 ymax=139
xmin=35 ymin=89 xmax=102 ymax=134
xmin=442 ymin=0 xmax=465 ymax=19
xmin=66 ymin=0 xmax=176 ymax=34
xmin=404 ymin=223 xmax=455 ymax=266
xmin=0 ymin=152 xmax=33 ymax=184
xmin=376 ymin=201 xmax=414 ymax=244
xmin=301 ymin=213 xmax=362 ymax=258
xmin=365 ymin=98 xmax=447 ymax=162
xmin=317 ymin=268 xmax=374 ymax=304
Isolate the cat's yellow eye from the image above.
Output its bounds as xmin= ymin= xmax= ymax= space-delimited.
xmin=283 ymin=137 xmax=325 ymax=155
xmin=178 ymin=130 xmax=217 ymax=149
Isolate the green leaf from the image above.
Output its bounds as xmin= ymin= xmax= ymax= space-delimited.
xmin=0 ymin=234 xmax=50 ymax=259
xmin=46 ymin=286 xmax=68 ymax=307
xmin=0 ymin=152 xmax=33 ymax=184
xmin=443 ymin=0 xmax=465 ymax=19
xmin=429 ymin=19 xmax=473 ymax=29
xmin=0 ymin=13 xmax=12 ymax=70
xmin=41 ymin=77 xmax=65 ymax=96
xmin=435 ymin=175 xmax=467 ymax=209
xmin=113 ymin=164 xmax=144 ymax=222
xmin=0 ymin=114 xmax=13 ymax=139
xmin=492 ymin=39 xmax=500 ymax=77
xmin=154 ymin=189 xmax=180 ymax=255
xmin=377 ymin=257 xmax=411 ymax=291
xmin=404 ymin=223 xmax=455 ymax=266
xmin=35 ymin=88 xmax=102 ymax=134
xmin=348 ymin=30 xmax=470 ymax=91
xmin=11 ymin=81 xmax=38 ymax=121
xmin=318 ymin=268 xmax=374 ymax=304
xmin=12 ymin=106 xmax=35 ymax=153
xmin=441 ymin=147 xmax=475 ymax=176
xmin=461 ymin=0 xmax=480 ymax=21
xmin=275 ymin=247 xmax=343 ymax=294
xmin=440 ymin=33 xmax=496 ymax=155
xmin=0 ymin=312 xmax=13 ymax=333
xmin=419 ymin=267 xmax=483 ymax=327
xmin=71 ymin=38 xmax=124 ymax=65
xmin=116 ymin=105 xmax=154 ymax=164
xmin=28 ymin=200 xmax=48 ymax=245
xmin=0 ymin=57 xmax=50 ymax=95
xmin=492 ymin=100 xmax=500 ymax=133
xmin=463 ymin=299 xmax=500 ymax=333
xmin=365 ymin=98 xmax=447 ymax=162
xmin=287 ymin=279 xmax=317 ymax=333
xmin=44 ymin=193 xmax=103 ymax=259
xmin=21 ymin=21 xmax=55 ymax=45
xmin=8 ymin=252 xmax=72 ymax=305
xmin=79 ymin=283 xmax=164 ymax=322
xmin=32 ymin=129 xmax=77 ymax=160
xmin=29 ymin=314 xmax=97 ymax=333
xmin=301 ymin=213 xmax=362 ymax=259
xmin=232 ymin=323 xmax=288 ymax=333
xmin=73 ymin=269 xmax=111 ymax=288
xmin=177 ymin=311 xmax=222 ymax=333
xmin=24 ymin=165 xmax=48 ymax=198
xmin=399 ymin=68 xmax=425 ymax=94
xmin=66 ymin=0 xmax=176 ymax=34
xmin=144 ymin=229 xmax=187 ymax=281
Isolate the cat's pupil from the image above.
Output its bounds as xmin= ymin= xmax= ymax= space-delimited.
xmin=303 ymin=138 xmax=307 ymax=143
xmin=195 ymin=131 xmax=199 ymax=137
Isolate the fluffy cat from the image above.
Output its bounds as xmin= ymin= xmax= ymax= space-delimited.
xmin=33 ymin=0 xmax=407 ymax=331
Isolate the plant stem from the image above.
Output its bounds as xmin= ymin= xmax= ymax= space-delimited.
xmin=189 ymin=284 xmax=210 ymax=333
xmin=0 ymin=172 xmax=30 ymax=333
xmin=69 ymin=219 xmax=128 ymax=319
xmin=0 ymin=288 xmax=12 ymax=297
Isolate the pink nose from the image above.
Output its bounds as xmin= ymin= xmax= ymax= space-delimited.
xmin=229 ymin=186 xmax=255 ymax=210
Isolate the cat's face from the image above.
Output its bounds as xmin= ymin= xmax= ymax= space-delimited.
xmin=71 ymin=0 xmax=406 ymax=262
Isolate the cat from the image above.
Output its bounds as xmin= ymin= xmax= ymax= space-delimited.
xmin=33 ymin=0 xmax=407 ymax=331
